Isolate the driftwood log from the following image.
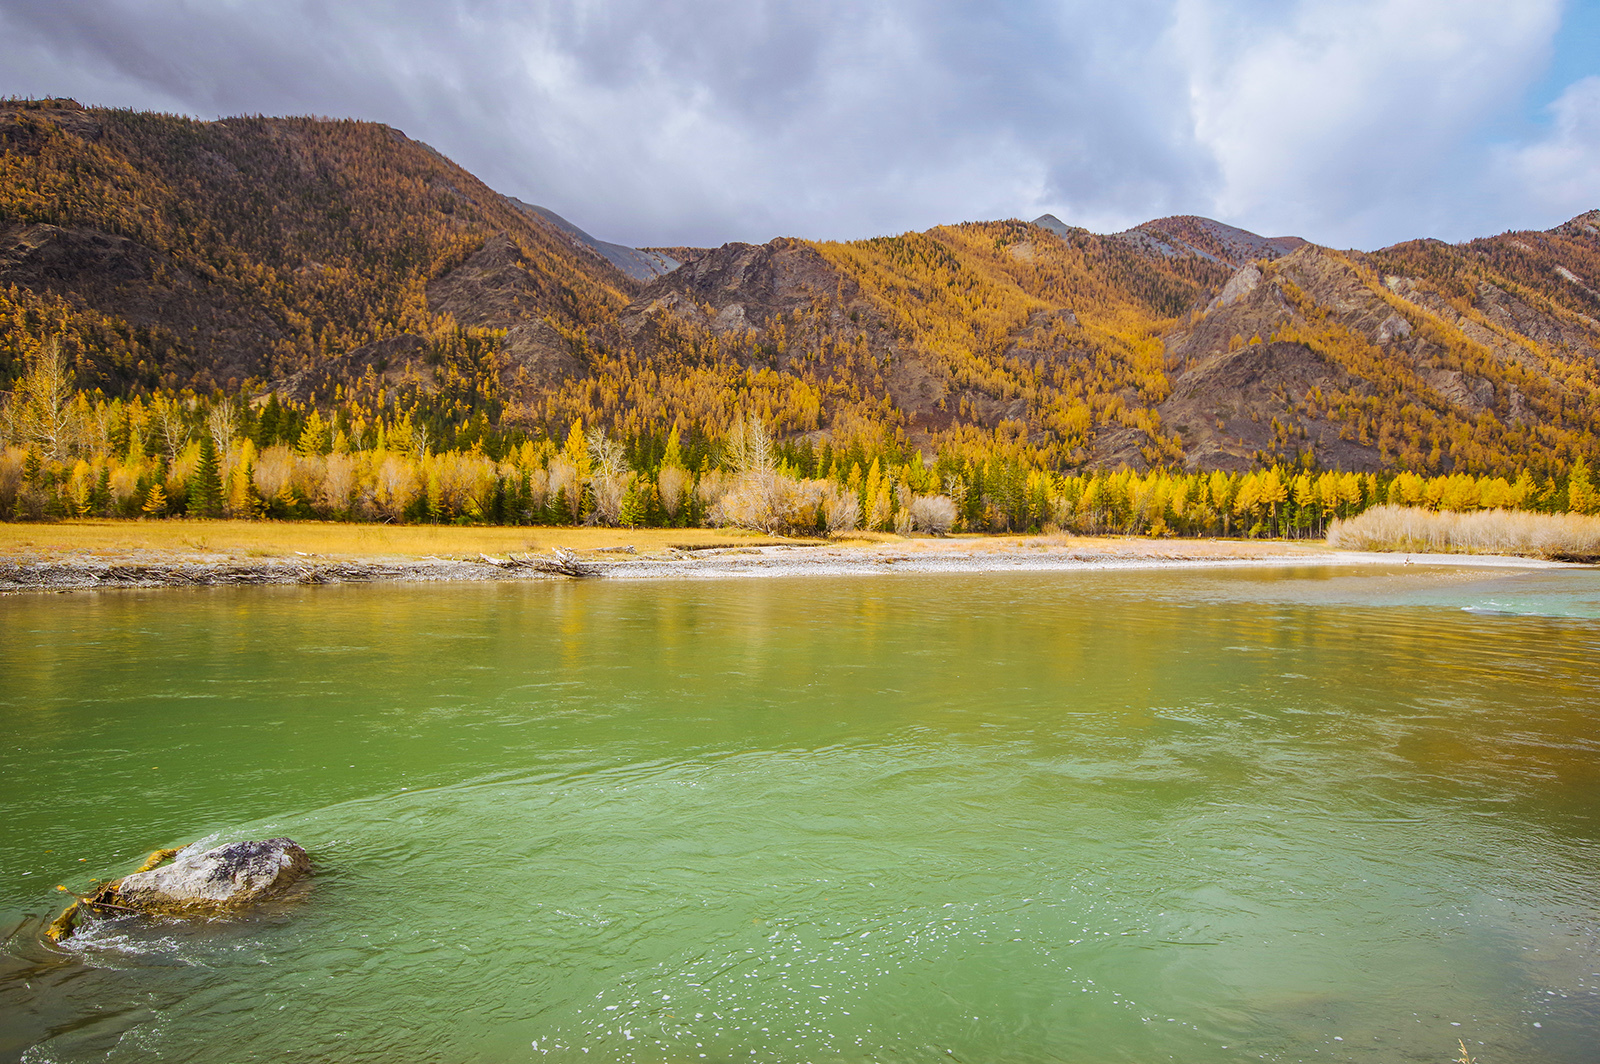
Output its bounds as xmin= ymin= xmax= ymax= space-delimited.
xmin=529 ymin=548 xmax=601 ymax=578
xmin=476 ymin=548 xmax=599 ymax=577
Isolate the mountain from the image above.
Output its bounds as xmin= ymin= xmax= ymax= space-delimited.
xmin=4 ymin=99 xmax=1599 ymax=477
xmin=1033 ymin=213 xmax=1305 ymax=268
xmin=0 ymin=97 xmax=633 ymax=394
xmin=1113 ymin=216 xmax=1306 ymax=267
xmin=507 ymin=197 xmax=679 ymax=281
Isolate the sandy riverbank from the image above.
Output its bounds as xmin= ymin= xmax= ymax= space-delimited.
xmin=0 ymin=522 xmax=1571 ymax=594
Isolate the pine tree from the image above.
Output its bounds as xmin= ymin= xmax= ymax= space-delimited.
xmin=642 ymin=481 xmax=664 ymax=527
xmin=141 ymin=482 xmax=168 ymax=518
xmin=662 ymin=425 xmax=685 ymax=471
xmin=551 ymin=485 xmax=573 ymax=525
xmin=92 ymin=465 xmax=112 ymax=516
xmin=296 ymin=410 xmax=332 ymax=456
xmin=425 ymin=470 xmax=443 ymax=522
xmin=256 ymin=394 xmax=283 ymax=447
xmin=564 ymin=419 xmax=590 ymax=478
xmin=619 ymin=478 xmax=646 ymax=528
xmin=191 ymin=433 xmax=225 ymax=518
xmin=229 ymin=461 xmax=262 ymax=518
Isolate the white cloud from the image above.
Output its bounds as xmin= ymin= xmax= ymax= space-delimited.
xmin=1171 ymin=0 xmax=1562 ymax=245
xmin=0 ymin=0 xmax=1589 ymax=248
xmin=1498 ymin=75 xmax=1600 ymax=221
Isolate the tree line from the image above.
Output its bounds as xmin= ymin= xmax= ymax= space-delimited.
xmin=5 ymin=343 xmax=1597 ymax=538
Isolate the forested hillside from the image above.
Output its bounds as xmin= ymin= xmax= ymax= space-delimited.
xmin=3 ymin=98 xmax=1599 ymax=533
xmin=0 ymin=97 xmax=632 ymax=392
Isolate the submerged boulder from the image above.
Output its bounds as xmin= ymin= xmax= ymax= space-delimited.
xmin=47 ymin=838 xmax=310 ymax=941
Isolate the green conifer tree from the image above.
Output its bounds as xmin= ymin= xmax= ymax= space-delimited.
xmin=619 ymin=478 xmax=646 ymax=528
xmin=191 ymin=434 xmax=225 ymax=518
xmin=256 ymin=394 xmax=283 ymax=447
xmin=643 ymin=481 xmax=664 ymax=527
xmin=92 ymin=465 xmax=112 ymax=516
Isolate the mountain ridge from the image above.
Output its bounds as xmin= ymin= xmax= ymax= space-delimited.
xmin=507 ymin=197 xmax=679 ymax=282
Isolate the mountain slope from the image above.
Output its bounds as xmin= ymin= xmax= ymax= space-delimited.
xmin=0 ymin=98 xmax=632 ymax=393
xmin=4 ymin=99 xmax=1599 ymax=477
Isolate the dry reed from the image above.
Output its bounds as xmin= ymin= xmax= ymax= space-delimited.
xmin=1327 ymin=504 xmax=1600 ymax=559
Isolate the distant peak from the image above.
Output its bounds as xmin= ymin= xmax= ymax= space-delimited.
xmin=507 ymin=197 xmax=679 ymax=281
xmin=1115 ymin=215 xmax=1305 ymax=267
xmin=1028 ymin=211 xmax=1302 ymax=266
xmin=1030 ymin=214 xmax=1079 ymax=239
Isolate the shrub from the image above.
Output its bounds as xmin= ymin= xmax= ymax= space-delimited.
xmin=909 ymin=494 xmax=957 ymax=535
xmin=821 ymin=483 xmax=860 ymax=535
xmin=709 ymin=470 xmax=822 ymax=535
xmin=1328 ymin=504 xmax=1600 ymax=558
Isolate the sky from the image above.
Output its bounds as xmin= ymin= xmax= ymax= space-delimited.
xmin=2 ymin=0 xmax=1597 ymax=251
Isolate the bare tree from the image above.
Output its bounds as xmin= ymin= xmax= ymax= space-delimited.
xmin=83 ymin=399 xmax=115 ymax=456
xmin=320 ymin=453 xmax=358 ymax=514
xmin=11 ymin=338 xmax=78 ymax=460
xmin=206 ymin=398 xmax=237 ymax=457
xmin=822 ymin=483 xmax=861 ymax=535
xmin=586 ymin=428 xmax=629 ymax=524
xmin=547 ymin=456 xmax=580 ymax=520
xmin=373 ymin=454 xmax=419 ymax=519
xmin=657 ymin=464 xmax=691 ymax=518
xmin=724 ymin=414 xmax=774 ymax=475
xmin=710 ymin=470 xmax=822 ymax=534
xmin=150 ymin=394 xmax=190 ymax=463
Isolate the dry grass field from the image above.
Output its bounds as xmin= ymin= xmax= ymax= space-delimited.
xmin=0 ymin=520 xmax=806 ymax=562
xmin=0 ymin=519 xmax=1344 ymax=566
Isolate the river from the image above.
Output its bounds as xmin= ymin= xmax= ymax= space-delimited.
xmin=2 ymin=563 xmax=1597 ymax=1062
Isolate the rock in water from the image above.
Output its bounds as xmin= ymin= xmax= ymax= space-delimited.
xmin=114 ymin=838 xmax=311 ymax=913
xmin=49 ymin=838 xmax=312 ymax=939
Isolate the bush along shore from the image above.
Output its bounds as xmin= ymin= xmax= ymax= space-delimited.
xmin=1328 ymin=505 xmax=1600 ymax=560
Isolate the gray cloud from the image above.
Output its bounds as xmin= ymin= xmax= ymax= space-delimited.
xmin=1 ymin=0 xmax=1594 ymax=249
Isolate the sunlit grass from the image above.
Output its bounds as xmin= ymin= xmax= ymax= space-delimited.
xmin=0 ymin=521 xmax=1350 ymax=563
xmin=0 ymin=520 xmax=806 ymax=560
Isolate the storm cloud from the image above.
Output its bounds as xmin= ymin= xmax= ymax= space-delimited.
xmin=1 ymin=0 xmax=1595 ymax=249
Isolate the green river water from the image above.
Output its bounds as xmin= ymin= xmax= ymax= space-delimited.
xmin=1 ymin=564 xmax=1597 ymax=1063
